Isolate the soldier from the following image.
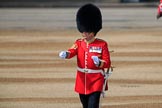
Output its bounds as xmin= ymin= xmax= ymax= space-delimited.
xmin=157 ymin=0 xmax=162 ymax=19
xmin=59 ymin=4 xmax=111 ymax=108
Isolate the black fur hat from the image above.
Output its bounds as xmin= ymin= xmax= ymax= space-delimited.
xmin=76 ymin=4 xmax=102 ymax=34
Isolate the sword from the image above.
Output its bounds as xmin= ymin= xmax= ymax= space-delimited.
xmin=101 ymin=66 xmax=113 ymax=98
xmin=101 ymin=50 xmax=114 ymax=98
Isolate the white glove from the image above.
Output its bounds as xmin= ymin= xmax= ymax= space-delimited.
xmin=59 ymin=51 xmax=67 ymax=59
xmin=91 ymin=56 xmax=100 ymax=66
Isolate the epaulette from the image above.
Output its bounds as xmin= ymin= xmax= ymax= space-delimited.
xmin=76 ymin=38 xmax=83 ymax=41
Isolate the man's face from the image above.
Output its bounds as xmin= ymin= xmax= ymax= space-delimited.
xmin=82 ymin=32 xmax=95 ymax=41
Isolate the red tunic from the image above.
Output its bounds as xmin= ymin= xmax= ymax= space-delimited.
xmin=67 ymin=38 xmax=111 ymax=95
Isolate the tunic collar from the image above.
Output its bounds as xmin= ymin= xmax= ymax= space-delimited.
xmin=84 ymin=37 xmax=96 ymax=44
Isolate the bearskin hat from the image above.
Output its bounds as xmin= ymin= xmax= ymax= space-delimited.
xmin=76 ymin=4 xmax=102 ymax=34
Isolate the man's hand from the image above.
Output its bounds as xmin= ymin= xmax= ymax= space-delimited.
xmin=91 ymin=56 xmax=100 ymax=67
xmin=59 ymin=51 xmax=68 ymax=59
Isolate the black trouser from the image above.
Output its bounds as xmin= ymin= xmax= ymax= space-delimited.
xmin=79 ymin=92 xmax=101 ymax=108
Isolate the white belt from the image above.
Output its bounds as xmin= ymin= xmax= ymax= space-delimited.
xmin=77 ymin=67 xmax=104 ymax=74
